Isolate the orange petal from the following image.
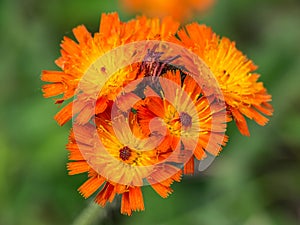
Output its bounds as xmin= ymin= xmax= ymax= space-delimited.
xmin=94 ymin=183 xmax=116 ymax=206
xmin=78 ymin=175 xmax=106 ymax=198
xmin=115 ymin=92 xmax=140 ymax=112
xmin=54 ymin=102 xmax=73 ymax=126
xmin=149 ymin=166 xmax=182 ymax=198
xmin=121 ymin=191 xmax=131 ymax=216
xmin=99 ymin=13 xmax=120 ymax=37
xmin=66 ymin=142 xmax=85 ymax=161
xmin=230 ymin=107 xmax=250 ymax=136
xmin=128 ymin=187 xmax=145 ymax=212
xmin=42 ymin=83 xmax=64 ymax=98
xmin=57 ymin=37 xmax=80 ymax=61
xmin=254 ymin=102 xmax=273 ymax=116
xmin=67 ymin=161 xmax=90 ymax=175
xmin=73 ymin=25 xmax=92 ymax=44
xmin=183 ymin=74 xmax=202 ymax=100
xmin=150 ymin=182 xmax=172 ymax=198
xmin=183 ymin=156 xmax=194 ymax=175
xmin=41 ymin=70 xmax=64 ymax=82
xmin=95 ymin=97 xmax=108 ymax=114
xmin=75 ymin=103 xmax=95 ymax=125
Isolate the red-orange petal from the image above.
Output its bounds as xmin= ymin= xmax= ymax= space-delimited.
xmin=78 ymin=175 xmax=106 ymax=198
xmin=150 ymin=183 xmax=172 ymax=198
xmin=73 ymin=25 xmax=92 ymax=44
xmin=121 ymin=191 xmax=131 ymax=215
xmin=128 ymin=187 xmax=145 ymax=211
xmin=230 ymin=107 xmax=250 ymax=136
xmin=67 ymin=161 xmax=90 ymax=175
xmin=183 ymin=156 xmax=194 ymax=175
xmin=54 ymin=102 xmax=73 ymax=126
xmin=42 ymin=83 xmax=64 ymax=98
xmin=66 ymin=143 xmax=85 ymax=161
xmin=94 ymin=183 xmax=116 ymax=206
xmin=41 ymin=70 xmax=64 ymax=82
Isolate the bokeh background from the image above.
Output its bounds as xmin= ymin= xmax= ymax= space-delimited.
xmin=1 ymin=0 xmax=300 ymax=224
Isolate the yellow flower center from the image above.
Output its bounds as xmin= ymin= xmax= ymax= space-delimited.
xmin=163 ymin=104 xmax=181 ymax=136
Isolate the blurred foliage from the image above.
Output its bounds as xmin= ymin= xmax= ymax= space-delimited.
xmin=0 ymin=0 xmax=299 ymax=224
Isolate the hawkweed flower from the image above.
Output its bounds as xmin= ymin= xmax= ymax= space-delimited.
xmin=41 ymin=13 xmax=179 ymax=126
xmin=67 ymin=102 xmax=182 ymax=215
xmin=135 ymin=70 xmax=228 ymax=174
xmin=169 ymin=24 xmax=273 ymax=135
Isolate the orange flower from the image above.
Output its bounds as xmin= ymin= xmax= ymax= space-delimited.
xmin=67 ymin=102 xmax=182 ymax=215
xmin=135 ymin=70 xmax=228 ymax=174
xmin=169 ymin=24 xmax=273 ymax=135
xmin=41 ymin=13 xmax=179 ymax=126
xmin=120 ymin=0 xmax=215 ymax=22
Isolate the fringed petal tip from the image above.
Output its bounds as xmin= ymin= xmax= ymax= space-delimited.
xmin=67 ymin=161 xmax=90 ymax=175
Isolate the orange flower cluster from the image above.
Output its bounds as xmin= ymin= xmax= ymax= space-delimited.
xmin=41 ymin=13 xmax=273 ymax=215
xmin=120 ymin=0 xmax=215 ymax=22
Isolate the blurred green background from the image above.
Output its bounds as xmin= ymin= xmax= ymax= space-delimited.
xmin=0 ymin=0 xmax=300 ymax=224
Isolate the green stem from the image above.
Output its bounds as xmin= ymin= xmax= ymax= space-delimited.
xmin=71 ymin=201 xmax=107 ymax=225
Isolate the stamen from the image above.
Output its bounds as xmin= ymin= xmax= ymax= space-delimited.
xmin=139 ymin=44 xmax=180 ymax=78
xmin=179 ymin=112 xmax=192 ymax=127
xmin=119 ymin=146 xmax=132 ymax=161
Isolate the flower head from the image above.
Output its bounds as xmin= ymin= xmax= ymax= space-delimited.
xmin=135 ymin=70 xmax=228 ymax=174
xmin=67 ymin=102 xmax=182 ymax=215
xmin=169 ymin=24 xmax=273 ymax=135
xmin=42 ymin=13 xmax=179 ymax=126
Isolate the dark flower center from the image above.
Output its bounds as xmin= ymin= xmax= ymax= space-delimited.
xmin=133 ymin=45 xmax=181 ymax=98
xmin=119 ymin=146 xmax=132 ymax=161
xmin=179 ymin=112 xmax=192 ymax=127
xmin=139 ymin=44 xmax=180 ymax=78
